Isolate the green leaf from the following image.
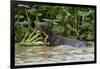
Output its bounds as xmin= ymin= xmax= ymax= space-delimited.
xmin=17 ymin=21 xmax=29 ymax=25
xmin=28 ymin=8 xmax=42 ymax=17
xmin=87 ymin=32 xmax=94 ymax=40
xmin=54 ymin=26 xmax=65 ymax=34
xmin=18 ymin=4 xmax=30 ymax=8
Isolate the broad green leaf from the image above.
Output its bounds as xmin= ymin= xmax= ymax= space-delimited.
xmin=18 ymin=4 xmax=30 ymax=8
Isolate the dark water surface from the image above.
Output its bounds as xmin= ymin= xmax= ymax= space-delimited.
xmin=15 ymin=43 xmax=94 ymax=65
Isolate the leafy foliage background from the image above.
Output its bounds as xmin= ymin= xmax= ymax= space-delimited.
xmin=15 ymin=4 xmax=95 ymax=44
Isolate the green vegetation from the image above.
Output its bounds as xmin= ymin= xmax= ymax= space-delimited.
xmin=15 ymin=4 xmax=95 ymax=45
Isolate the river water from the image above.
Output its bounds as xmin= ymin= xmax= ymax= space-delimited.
xmin=15 ymin=43 xmax=94 ymax=66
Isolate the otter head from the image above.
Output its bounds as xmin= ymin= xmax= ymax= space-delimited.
xmin=37 ymin=22 xmax=52 ymax=35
